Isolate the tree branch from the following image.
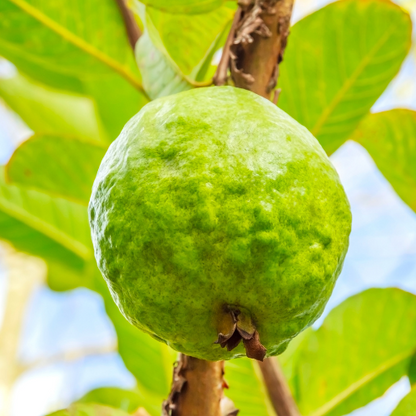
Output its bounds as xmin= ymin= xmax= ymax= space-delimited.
xmin=163 ymin=354 xmax=238 ymax=416
xmin=258 ymin=358 xmax=300 ymax=416
xmin=214 ymin=0 xmax=294 ymax=98
xmin=115 ymin=0 xmax=141 ymax=50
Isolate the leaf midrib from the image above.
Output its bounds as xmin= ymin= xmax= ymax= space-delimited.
xmin=308 ymin=348 xmax=415 ymax=416
xmin=311 ymin=26 xmax=395 ymax=137
xmin=7 ymin=0 xmax=146 ymax=94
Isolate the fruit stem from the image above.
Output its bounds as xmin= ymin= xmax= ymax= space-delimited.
xmin=163 ymin=354 xmax=238 ymax=416
xmin=258 ymin=358 xmax=301 ymax=416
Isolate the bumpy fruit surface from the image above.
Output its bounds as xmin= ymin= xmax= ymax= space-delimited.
xmin=89 ymin=87 xmax=351 ymax=361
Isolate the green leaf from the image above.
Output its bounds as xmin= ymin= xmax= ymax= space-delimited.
xmin=135 ymin=5 xmax=196 ymax=101
xmin=76 ymin=387 xmax=145 ymax=414
xmin=6 ymin=135 xmax=106 ymax=204
xmin=292 ymin=288 xmax=416 ymax=416
xmin=350 ymin=110 xmax=416 ymax=212
xmin=135 ymin=29 xmax=193 ymax=99
xmin=145 ymin=5 xmax=234 ymax=77
xmin=91 ymin=277 xmax=175 ymax=409
xmin=408 ymin=353 xmax=416 ymax=387
xmin=391 ymin=387 xmax=416 ymax=416
xmin=47 ymin=403 xmax=131 ymax=416
xmin=137 ymin=0 xmax=227 ymax=14
xmin=0 ymin=167 xmax=94 ymax=290
xmin=225 ymin=358 xmax=273 ymax=416
xmin=0 ymin=69 xmax=104 ymax=142
xmin=0 ymin=168 xmax=91 ymax=259
xmin=0 ymin=0 xmax=149 ymax=139
xmin=0 ymin=0 xmax=141 ymax=92
xmin=278 ymin=0 xmax=411 ymax=154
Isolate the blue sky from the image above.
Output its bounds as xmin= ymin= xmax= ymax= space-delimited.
xmin=1 ymin=0 xmax=416 ymax=415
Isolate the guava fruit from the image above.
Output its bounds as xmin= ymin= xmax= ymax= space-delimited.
xmin=89 ymin=86 xmax=351 ymax=361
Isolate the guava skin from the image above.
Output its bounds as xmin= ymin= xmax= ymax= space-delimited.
xmin=89 ymin=86 xmax=351 ymax=361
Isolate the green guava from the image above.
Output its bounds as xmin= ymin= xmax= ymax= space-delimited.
xmin=89 ymin=86 xmax=351 ymax=361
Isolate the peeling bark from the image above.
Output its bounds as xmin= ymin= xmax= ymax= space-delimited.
xmin=214 ymin=0 xmax=294 ymax=99
xmin=163 ymin=354 xmax=238 ymax=416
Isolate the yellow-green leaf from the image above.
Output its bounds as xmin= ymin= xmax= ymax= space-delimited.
xmin=351 ymin=109 xmax=416 ymax=212
xmin=279 ymin=0 xmax=411 ymax=154
xmin=6 ymin=135 xmax=106 ymax=204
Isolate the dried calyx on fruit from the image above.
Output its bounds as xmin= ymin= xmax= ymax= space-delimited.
xmin=89 ymin=86 xmax=352 ymax=361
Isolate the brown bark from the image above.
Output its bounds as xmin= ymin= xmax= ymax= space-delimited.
xmin=214 ymin=0 xmax=294 ymax=99
xmin=114 ymin=0 xmax=141 ymax=49
xmin=163 ymin=354 xmax=238 ymax=416
xmin=258 ymin=358 xmax=301 ymax=416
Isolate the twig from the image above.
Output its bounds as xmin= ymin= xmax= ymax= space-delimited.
xmin=258 ymin=357 xmax=300 ymax=416
xmin=114 ymin=0 xmax=141 ymax=50
xmin=163 ymin=354 xmax=238 ymax=416
xmin=213 ymin=8 xmax=243 ymax=86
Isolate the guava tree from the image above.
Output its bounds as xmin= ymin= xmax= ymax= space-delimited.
xmin=0 ymin=0 xmax=416 ymax=416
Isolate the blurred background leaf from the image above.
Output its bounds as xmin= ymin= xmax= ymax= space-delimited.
xmin=390 ymin=387 xmax=416 ymax=416
xmin=0 ymin=69 xmax=104 ymax=142
xmin=48 ymin=403 xmax=131 ymax=416
xmin=289 ymin=288 xmax=416 ymax=416
xmin=278 ymin=0 xmax=412 ymax=154
xmin=6 ymin=135 xmax=106 ymax=204
xmin=351 ymin=110 xmax=416 ymax=212
xmin=136 ymin=0 xmax=228 ymax=14
xmin=0 ymin=0 xmax=148 ymax=139
xmin=225 ymin=358 xmax=274 ymax=416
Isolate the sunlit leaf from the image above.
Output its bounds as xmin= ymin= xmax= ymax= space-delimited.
xmin=47 ymin=403 xmax=130 ymax=416
xmin=77 ymin=387 xmax=153 ymax=415
xmin=0 ymin=69 xmax=104 ymax=142
xmin=278 ymin=0 xmax=411 ymax=154
xmin=0 ymin=168 xmax=91 ymax=260
xmin=350 ymin=110 xmax=416 ymax=212
xmin=6 ymin=135 xmax=106 ymax=204
xmin=0 ymin=0 xmax=148 ymax=139
xmin=135 ymin=29 xmax=192 ymax=99
xmin=390 ymin=387 xmax=416 ymax=416
xmin=137 ymin=0 xmax=227 ymax=14
xmin=96 ymin=276 xmax=176 ymax=402
xmin=145 ymin=4 xmax=234 ymax=77
xmin=225 ymin=358 xmax=273 ymax=416
xmin=292 ymin=288 xmax=416 ymax=416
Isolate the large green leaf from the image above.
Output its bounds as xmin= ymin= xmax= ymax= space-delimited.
xmin=0 ymin=0 xmax=141 ymax=92
xmin=225 ymin=358 xmax=273 ymax=416
xmin=95 ymin=276 xmax=176 ymax=404
xmin=48 ymin=403 xmax=130 ymax=416
xmin=278 ymin=0 xmax=411 ymax=154
xmin=137 ymin=0 xmax=227 ymax=14
xmin=145 ymin=4 xmax=234 ymax=77
xmin=391 ymin=387 xmax=416 ymax=416
xmin=291 ymin=288 xmax=416 ymax=416
xmin=0 ymin=69 xmax=104 ymax=142
xmin=135 ymin=28 xmax=193 ymax=99
xmin=6 ymin=135 xmax=106 ymax=204
xmin=0 ymin=167 xmax=93 ymax=290
xmin=0 ymin=0 xmax=148 ymax=139
xmin=77 ymin=387 xmax=154 ymax=415
xmin=350 ymin=110 xmax=416 ymax=212
xmin=0 ymin=168 xmax=91 ymax=260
